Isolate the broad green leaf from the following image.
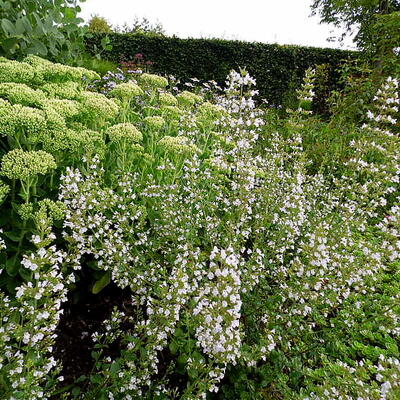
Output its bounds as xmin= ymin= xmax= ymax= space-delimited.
xmin=1 ymin=18 xmax=15 ymax=36
xmin=28 ymin=39 xmax=48 ymax=56
xmin=15 ymin=18 xmax=25 ymax=35
xmin=21 ymin=16 xmax=33 ymax=33
xmin=32 ymin=12 xmax=46 ymax=34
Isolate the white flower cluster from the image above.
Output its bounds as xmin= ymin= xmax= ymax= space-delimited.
xmin=0 ymin=236 xmax=72 ymax=399
xmin=194 ymin=247 xmax=242 ymax=365
xmin=366 ymin=77 xmax=399 ymax=128
xmin=0 ymin=228 xmax=5 ymax=253
xmin=51 ymin=68 xmax=400 ymax=399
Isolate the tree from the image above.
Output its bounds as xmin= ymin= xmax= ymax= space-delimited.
xmin=0 ymin=0 xmax=87 ymax=61
xmin=114 ymin=17 xmax=165 ymax=36
xmin=311 ymin=0 xmax=400 ymax=50
xmin=87 ymin=14 xmax=112 ymax=34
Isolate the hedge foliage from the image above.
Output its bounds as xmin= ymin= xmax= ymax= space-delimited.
xmin=85 ymin=33 xmax=358 ymax=106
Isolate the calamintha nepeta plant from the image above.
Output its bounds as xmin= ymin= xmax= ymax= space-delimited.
xmin=0 ymin=57 xmax=399 ymax=400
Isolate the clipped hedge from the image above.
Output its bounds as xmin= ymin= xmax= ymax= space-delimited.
xmin=85 ymin=33 xmax=358 ymax=106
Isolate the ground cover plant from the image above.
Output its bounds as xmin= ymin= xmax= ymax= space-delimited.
xmin=0 ymin=54 xmax=399 ymax=400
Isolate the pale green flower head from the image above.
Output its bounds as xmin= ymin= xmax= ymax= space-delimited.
xmin=41 ymin=128 xmax=106 ymax=159
xmin=158 ymin=135 xmax=199 ymax=155
xmin=75 ymin=66 xmax=101 ymax=82
xmin=17 ymin=198 xmax=66 ymax=223
xmin=80 ymin=91 xmax=119 ymax=121
xmin=43 ymin=99 xmax=81 ymax=119
xmin=0 ymin=83 xmax=46 ymax=107
xmin=176 ymin=91 xmax=203 ymax=107
xmin=0 ymin=149 xmax=56 ymax=180
xmin=0 ymin=180 xmax=9 ymax=204
xmin=17 ymin=202 xmax=34 ymax=221
xmin=0 ymin=61 xmax=35 ymax=84
xmin=39 ymin=63 xmax=100 ymax=84
xmin=110 ymin=82 xmax=144 ymax=101
xmin=37 ymin=199 xmax=66 ymax=221
xmin=41 ymin=82 xmax=80 ymax=100
xmin=143 ymin=106 xmax=160 ymax=116
xmin=23 ymin=55 xmax=53 ymax=68
xmin=160 ymin=105 xmax=184 ymax=121
xmin=144 ymin=116 xmax=166 ymax=130
xmin=131 ymin=143 xmax=145 ymax=153
xmin=107 ymin=123 xmax=143 ymax=143
xmin=0 ymin=104 xmax=47 ymax=138
xmin=42 ymin=128 xmax=83 ymax=153
xmin=82 ymin=129 xmax=107 ymax=158
xmin=42 ymin=105 xmax=67 ymax=132
xmin=139 ymin=73 xmax=168 ymax=89
xmin=0 ymin=98 xmax=9 ymax=107
xmin=197 ymin=102 xmax=226 ymax=119
xmin=159 ymin=92 xmax=178 ymax=106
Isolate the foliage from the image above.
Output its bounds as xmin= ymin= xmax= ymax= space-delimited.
xmin=87 ymin=14 xmax=112 ymax=34
xmin=327 ymin=59 xmax=378 ymax=126
xmin=85 ymin=33 xmax=357 ymax=108
xmin=75 ymin=56 xmax=118 ymax=76
xmin=0 ymin=0 xmax=87 ymax=62
xmin=0 ymin=55 xmax=399 ymax=400
xmin=367 ymin=11 xmax=400 ymax=76
xmin=114 ymin=16 xmax=165 ymax=36
xmin=310 ymin=0 xmax=400 ymax=49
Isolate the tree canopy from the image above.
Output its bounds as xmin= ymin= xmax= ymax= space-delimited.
xmin=311 ymin=0 xmax=400 ymax=49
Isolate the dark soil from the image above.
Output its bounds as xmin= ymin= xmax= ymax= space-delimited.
xmin=53 ymin=281 xmax=133 ymax=388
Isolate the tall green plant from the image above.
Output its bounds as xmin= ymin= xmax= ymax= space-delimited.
xmin=0 ymin=0 xmax=87 ymax=61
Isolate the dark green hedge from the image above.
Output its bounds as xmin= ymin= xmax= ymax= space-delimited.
xmin=85 ymin=33 xmax=358 ymax=106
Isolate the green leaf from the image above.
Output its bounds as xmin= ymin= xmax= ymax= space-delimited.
xmin=110 ymin=360 xmax=121 ymax=374
xmin=15 ymin=18 xmax=26 ymax=35
xmin=21 ymin=16 xmax=33 ymax=33
xmin=0 ymin=37 xmax=19 ymax=52
xmin=6 ymin=255 xmax=19 ymax=276
xmin=174 ymin=328 xmax=185 ymax=338
xmin=92 ymin=271 xmax=111 ymax=294
xmin=89 ymin=374 xmax=103 ymax=384
xmin=100 ymin=36 xmax=110 ymax=46
xmin=177 ymin=354 xmax=187 ymax=366
xmin=27 ymin=39 xmax=48 ymax=56
xmin=1 ymin=19 xmax=15 ymax=36
xmin=169 ymin=341 xmax=179 ymax=355
xmin=3 ymin=231 xmax=22 ymax=242
xmin=32 ymin=13 xmax=46 ymax=34
xmin=19 ymin=267 xmax=31 ymax=282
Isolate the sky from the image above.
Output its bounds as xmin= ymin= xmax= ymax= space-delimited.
xmin=79 ymin=0 xmax=356 ymax=50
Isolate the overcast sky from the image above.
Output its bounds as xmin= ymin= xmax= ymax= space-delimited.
xmin=80 ymin=0 xmax=356 ymax=50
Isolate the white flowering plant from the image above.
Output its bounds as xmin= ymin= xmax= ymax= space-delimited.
xmin=0 ymin=55 xmax=399 ymax=400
